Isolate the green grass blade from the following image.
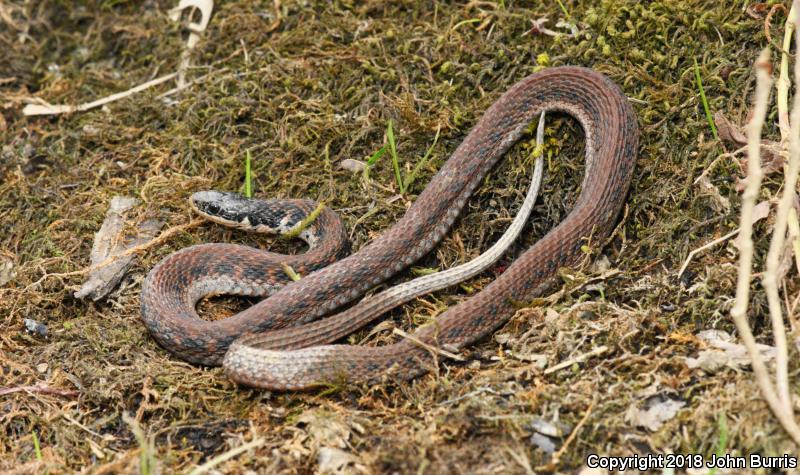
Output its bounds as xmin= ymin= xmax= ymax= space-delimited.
xmin=245 ymin=150 xmax=253 ymax=198
xmin=452 ymin=18 xmax=482 ymax=31
xmin=32 ymin=430 xmax=42 ymax=461
xmin=366 ymin=144 xmax=387 ymax=166
xmin=387 ymin=120 xmax=405 ymax=193
xmin=555 ymin=0 xmax=572 ymax=21
xmin=716 ymin=411 xmax=729 ymax=455
xmin=281 ymin=263 xmax=302 ymax=281
xmin=403 ymin=125 xmax=441 ymax=191
xmin=362 ymin=144 xmax=387 ymax=182
xmin=708 ymin=412 xmax=729 ymax=475
xmin=693 ymin=58 xmax=719 ymax=141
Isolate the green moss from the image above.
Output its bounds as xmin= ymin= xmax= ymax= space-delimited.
xmin=0 ymin=0 xmax=793 ymax=472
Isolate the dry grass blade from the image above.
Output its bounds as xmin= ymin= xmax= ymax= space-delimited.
xmin=187 ymin=437 xmax=266 ymax=475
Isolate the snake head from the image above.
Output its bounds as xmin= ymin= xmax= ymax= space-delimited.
xmin=190 ymin=191 xmax=253 ymax=225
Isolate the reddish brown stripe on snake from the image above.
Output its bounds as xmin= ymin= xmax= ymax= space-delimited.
xmin=140 ymin=66 xmax=638 ymax=390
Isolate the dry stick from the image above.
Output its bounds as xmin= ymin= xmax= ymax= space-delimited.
xmin=677 ymin=229 xmax=740 ymax=278
xmin=765 ymin=3 xmax=800 ymax=412
xmin=22 ymin=73 xmax=178 ymax=116
xmin=392 ymin=328 xmax=465 ymax=361
xmin=0 ymin=385 xmax=79 ymax=398
xmin=170 ymin=0 xmax=213 ymax=88
xmin=543 ymin=345 xmax=609 ymax=375
xmin=777 ymin=3 xmax=797 ymax=142
xmin=730 ymin=48 xmax=800 ymax=445
xmin=61 ymin=413 xmax=109 ymax=440
xmin=22 ymin=1 xmax=214 ymax=116
xmin=187 ymin=437 xmax=266 ymax=475
xmin=693 ymin=145 xmax=748 ymax=185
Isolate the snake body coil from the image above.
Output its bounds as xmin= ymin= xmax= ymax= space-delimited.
xmin=140 ymin=66 xmax=638 ymax=390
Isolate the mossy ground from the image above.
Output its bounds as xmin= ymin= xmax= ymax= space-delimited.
xmin=1 ymin=0 xmax=797 ymax=473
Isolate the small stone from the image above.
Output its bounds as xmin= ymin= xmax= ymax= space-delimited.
xmin=339 ymin=159 xmax=366 ymax=172
xmin=23 ymin=318 xmax=48 ymax=337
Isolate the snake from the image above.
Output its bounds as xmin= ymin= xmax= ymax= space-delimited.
xmin=140 ymin=66 xmax=639 ymax=390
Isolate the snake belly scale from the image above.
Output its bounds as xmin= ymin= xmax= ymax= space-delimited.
xmin=140 ymin=66 xmax=639 ymax=390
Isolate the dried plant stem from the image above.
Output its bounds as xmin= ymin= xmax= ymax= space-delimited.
xmin=543 ymin=345 xmax=609 ymax=375
xmin=731 ymin=46 xmax=800 ymax=444
xmin=392 ymin=328 xmax=465 ymax=361
xmin=0 ymin=384 xmax=79 ymax=398
xmin=22 ymin=73 xmax=178 ymax=116
xmin=187 ymin=437 xmax=265 ymax=475
xmin=765 ymin=2 xmax=800 ymax=412
xmin=777 ymin=3 xmax=796 ymax=141
xmin=789 ymin=212 xmax=800 ymax=275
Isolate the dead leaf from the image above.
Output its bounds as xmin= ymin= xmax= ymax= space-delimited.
xmin=296 ymin=409 xmax=351 ymax=449
xmin=685 ymin=329 xmax=776 ymax=372
xmin=317 ymin=447 xmax=363 ymax=474
xmin=530 ymin=433 xmax=557 ymax=453
xmin=746 ymin=2 xmax=769 ymax=19
xmin=494 ymin=333 xmax=513 ymax=345
xmin=751 ymin=200 xmax=772 ymax=224
xmin=0 ymin=254 xmax=15 ymax=286
xmin=714 ymin=111 xmax=785 ymax=192
xmin=626 ymin=396 xmax=685 ymax=432
xmin=697 ymin=329 xmax=734 ymax=344
xmin=529 ymin=418 xmax=564 ymax=438
xmin=523 ymin=17 xmax=580 ymax=38
xmin=714 ymin=111 xmax=746 ymax=145
xmin=695 ymin=174 xmax=730 ymax=212
xmin=733 ymin=200 xmax=771 ymax=249
xmin=738 ymin=140 xmax=784 ymax=179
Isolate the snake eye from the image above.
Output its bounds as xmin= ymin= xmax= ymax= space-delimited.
xmin=206 ymin=203 xmax=220 ymax=214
